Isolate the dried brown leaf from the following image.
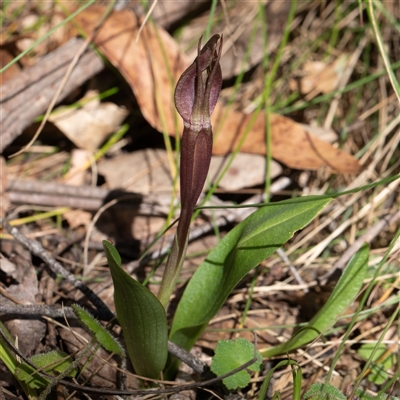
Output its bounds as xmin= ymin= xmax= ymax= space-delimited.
xmin=292 ymin=55 xmax=350 ymax=100
xmin=73 ymin=6 xmax=187 ymax=135
xmin=58 ymin=326 xmax=139 ymax=389
xmin=212 ymin=105 xmax=361 ymax=173
xmin=98 ymin=149 xmax=173 ymax=193
xmin=49 ymin=90 xmax=128 ymax=152
xmin=0 ymin=48 xmax=21 ymax=85
xmin=209 ymin=154 xmax=282 ymax=191
xmin=63 ymin=149 xmax=91 ymax=186
xmin=72 ymin=5 xmax=360 ymax=174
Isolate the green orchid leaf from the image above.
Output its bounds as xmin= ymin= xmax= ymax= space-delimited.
xmin=210 ymin=338 xmax=262 ymax=390
xmin=263 ymin=244 xmax=369 ymax=357
xmin=72 ymin=304 xmax=125 ymax=356
xmin=170 ymin=197 xmax=331 ymax=352
xmin=103 ymin=241 xmax=168 ymax=378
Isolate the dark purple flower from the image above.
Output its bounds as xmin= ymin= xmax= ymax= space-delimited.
xmin=175 ymin=34 xmax=223 ymax=239
xmin=158 ymin=34 xmax=222 ymax=308
xmin=175 ymin=34 xmax=223 ymax=129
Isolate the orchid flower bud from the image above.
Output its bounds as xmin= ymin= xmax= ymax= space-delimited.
xmin=174 ymin=35 xmax=223 ymax=234
xmin=175 ymin=34 xmax=223 ymax=128
xmin=157 ymin=35 xmax=222 ymax=309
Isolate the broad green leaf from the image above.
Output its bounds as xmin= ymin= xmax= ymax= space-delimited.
xmin=170 ymin=197 xmax=331 ymax=351
xmin=103 ymin=240 xmax=168 ymax=378
xmin=210 ymin=338 xmax=262 ymax=390
xmin=72 ymin=304 xmax=125 ymax=356
xmin=262 ymin=244 xmax=369 ymax=357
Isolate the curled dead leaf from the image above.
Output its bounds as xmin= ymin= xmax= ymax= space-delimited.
xmin=71 ymin=5 xmax=361 ymax=174
xmin=73 ymin=6 xmax=187 ymax=135
xmin=211 ymin=105 xmax=360 ymax=173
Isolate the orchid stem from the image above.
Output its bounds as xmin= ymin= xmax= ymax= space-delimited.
xmin=157 ymin=226 xmax=188 ymax=308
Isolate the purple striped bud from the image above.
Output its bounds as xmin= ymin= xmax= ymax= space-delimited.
xmin=174 ymin=35 xmax=223 ymax=233
xmin=175 ymin=34 xmax=223 ymax=129
xmin=157 ymin=35 xmax=223 ymax=309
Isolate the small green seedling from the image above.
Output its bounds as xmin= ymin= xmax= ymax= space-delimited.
xmin=304 ymin=383 xmax=347 ymax=400
xmin=72 ymin=304 xmax=125 ymax=356
xmin=210 ymin=338 xmax=262 ymax=390
xmin=15 ymin=350 xmax=76 ymax=390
